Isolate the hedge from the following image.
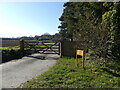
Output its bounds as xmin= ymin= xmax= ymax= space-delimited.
xmin=2 ymin=49 xmax=36 ymax=63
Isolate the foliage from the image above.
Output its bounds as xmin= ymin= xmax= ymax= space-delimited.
xmin=1 ymin=45 xmax=34 ymax=63
xmin=58 ymin=2 xmax=120 ymax=60
xmin=20 ymin=57 xmax=120 ymax=88
xmin=2 ymin=49 xmax=23 ymax=63
xmin=102 ymin=2 xmax=120 ymax=59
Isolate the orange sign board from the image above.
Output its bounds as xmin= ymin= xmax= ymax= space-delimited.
xmin=76 ymin=50 xmax=84 ymax=56
xmin=76 ymin=50 xmax=85 ymax=69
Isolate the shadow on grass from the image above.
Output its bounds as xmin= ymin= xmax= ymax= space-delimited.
xmin=101 ymin=68 xmax=120 ymax=77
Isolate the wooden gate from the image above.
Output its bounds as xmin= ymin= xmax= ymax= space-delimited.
xmin=20 ymin=40 xmax=61 ymax=55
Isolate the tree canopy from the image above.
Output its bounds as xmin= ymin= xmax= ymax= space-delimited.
xmin=58 ymin=2 xmax=120 ymax=60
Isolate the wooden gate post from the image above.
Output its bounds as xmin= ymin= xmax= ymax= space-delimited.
xmin=20 ymin=39 xmax=24 ymax=55
xmin=58 ymin=41 xmax=61 ymax=56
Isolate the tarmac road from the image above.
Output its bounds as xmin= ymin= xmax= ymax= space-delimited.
xmin=0 ymin=53 xmax=59 ymax=89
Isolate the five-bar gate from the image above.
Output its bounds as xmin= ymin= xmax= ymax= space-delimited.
xmin=20 ymin=40 xmax=61 ymax=55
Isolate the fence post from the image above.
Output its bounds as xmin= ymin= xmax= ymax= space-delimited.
xmin=60 ymin=41 xmax=64 ymax=58
xmin=58 ymin=41 xmax=61 ymax=56
xmin=20 ymin=39 xmax=24 ymax=55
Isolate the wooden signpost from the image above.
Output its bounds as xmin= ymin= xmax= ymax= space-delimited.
xmin=76 ymin=50 xmax=85 ymax=69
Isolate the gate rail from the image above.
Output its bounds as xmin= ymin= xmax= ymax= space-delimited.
xmin=20 ymin=40 xmax=61 ymax=55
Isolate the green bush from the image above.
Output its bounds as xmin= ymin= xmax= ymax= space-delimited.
xmin=2 ymin=49 xmax=34 ymax=63
xmin=2 ymin=49 xmax=22 ymax=63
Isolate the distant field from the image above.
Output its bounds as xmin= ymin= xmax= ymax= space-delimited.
xmin=2 ymin=40 xmax=20 ymax=47
xmin=0 ymin=46 xmax=20 ymax=50
xmin=0 ymin=42 xmax=56 ymax=50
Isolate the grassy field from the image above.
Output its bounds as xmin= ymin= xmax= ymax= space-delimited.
xmin=24 ymin=42 xmax=57 ymax=50
xmin=0 ymin=46 xmax=20 ymax=50
xmin=0 ymin=42 xmax=56 ymax=50
xmin=20 ymin=57 xmax=120 ymax=88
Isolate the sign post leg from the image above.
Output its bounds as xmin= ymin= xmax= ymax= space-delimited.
xmin=82 ymin=52 xmax=85 ymax=69
xmin=76 ymin=55 xmax=78 ymax=64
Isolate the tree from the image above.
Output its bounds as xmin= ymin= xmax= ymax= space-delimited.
xmin=102 ymin=2 xmax=120 ymax=59
xmin=34 ymin=35 xmax=40 ymax=40
xmin=59 ymin=2 xmax=80 ymax=41
xmin=59 ymin=1 xmax=120 ymax=60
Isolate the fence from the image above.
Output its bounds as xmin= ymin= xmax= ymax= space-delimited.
xmin=2 ymin=40 xmax=20 ymax=47
xmin=20 ymin=40 xmax=88 ymax=57
xmin=61 ymin=41 xmax=88 ymax=57
xmin=20 ymin=40 xmax=61 ymax=55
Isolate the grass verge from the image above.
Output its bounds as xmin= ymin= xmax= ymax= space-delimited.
xmin=20 ymin=57 xmax=120 ymax=88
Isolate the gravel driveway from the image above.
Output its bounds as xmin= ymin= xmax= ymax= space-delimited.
xmin=0 ymin=53 xmax=59 ymax=89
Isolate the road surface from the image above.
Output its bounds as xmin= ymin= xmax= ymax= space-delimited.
xmin=0 ymin=53 xmax=59 ymax=89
